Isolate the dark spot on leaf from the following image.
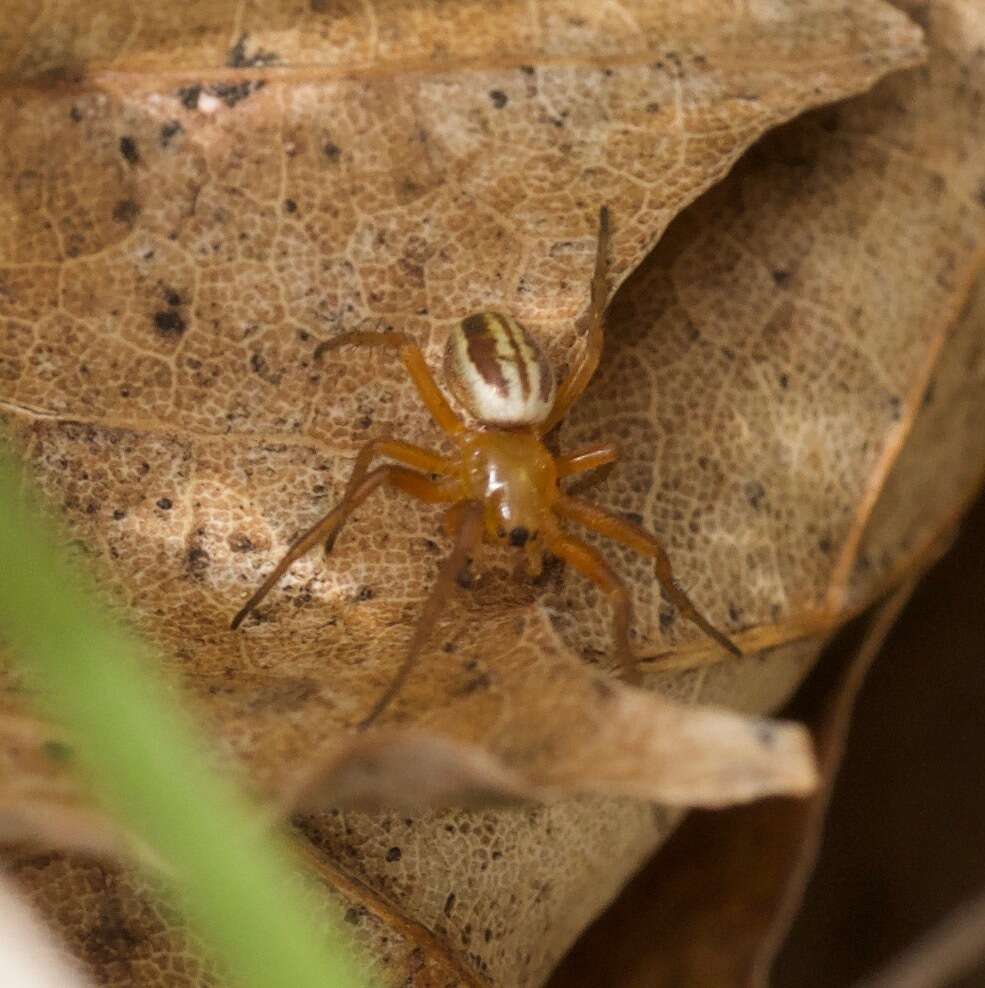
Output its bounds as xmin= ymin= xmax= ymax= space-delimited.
xmin=42 ymin=740 xmax=73 ymax=762
xmin=323 ymin=140 xmax=341 ymax=161
xmin=489 ymin=89 xmax=508 ymax=108
xmin=284 ymin=198 xmax=298 ymax=213
xmin=119 ymin=136 xmax=140 ymax=165
xmin=457 ymin=673 xmax=492 ymax=696
xmin=227 ymin=33 xmax=280 ymax=68
xmin=186 ymin=546 xmax=210 ymax=575
xmin=112 ymin=509 xmax=126 ymax=521
xmin=69 ymin=106 xmax=82 ymax=122
xmin=744 ymin=480 xmax=766 ymax=510
xmin=160 ymin=120 xmax=183 ymax=146
xmin=229 ymin=534 xmax=254 ymax=553
xmin=178 ymin=85 xmax=201 ymax=109
xmin=156 ymin=497 xmax=172 ymax=510
xmin=112 ymin=199 xmax=140 ymax=224
xmin=444 ymin=892 xmax=456 ymax=917
xmin=818 ymin=535 xmax=833 ymax=554
xmin=385 ymin=846 xmax=402 ymax=862
xmin=163 ymin=288 xmax=182 ymax=307
xmin=208 ymin=80 xmax=266 ymax=108
xmin=778 ymin=372 xmax=790 ymax=389
xmin=355 ymin=586 xmax=375 ymax=602
xmin=772 ymin=268 xmax=791 ymax=286
xmin=153 ymin=310 xmax=186 ymax=337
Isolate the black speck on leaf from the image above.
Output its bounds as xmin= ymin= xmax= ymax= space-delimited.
xmin=179 ymin=86 xmax=201 ymax=109
xmin=160 ymin=120 xmax=183 ymax=146
xmin=112 ymin=199 xmax=140 ymax=224
xmin=119 ymin=136 xmax=140 ymax=165
xmin=153 ymin=310 xmax=186 ymax=337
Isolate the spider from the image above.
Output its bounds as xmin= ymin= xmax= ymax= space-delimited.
xmin=231 ymin=207 xmax=740 ymax=726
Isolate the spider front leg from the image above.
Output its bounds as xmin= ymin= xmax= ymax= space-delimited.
xmin=316 ymin=331 xmax=464 ymax=436
xmin=540 ymin=206 xmax=610 ymax=435
xmin=556 ymin=443 xmax=619 ymax=478
xmin=323 ymin=438 xmax=453 ymax=554
xmin=230 ymin=465 xmax=460 ymax=630
xmin=358 ymin=500 xmax=485 ymax=728
xmin=554 ymin=495 xmax=742 ymax=659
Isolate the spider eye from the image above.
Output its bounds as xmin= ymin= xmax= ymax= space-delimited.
xmin=508 ymin=526 xmax=530 ymax=547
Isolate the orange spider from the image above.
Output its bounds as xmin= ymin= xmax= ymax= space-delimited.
xmin=232 ymin=208 xmax=740 ymax=725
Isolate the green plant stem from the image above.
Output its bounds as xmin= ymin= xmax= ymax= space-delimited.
xmin=0 ymin=453 xmax=367 ymax=988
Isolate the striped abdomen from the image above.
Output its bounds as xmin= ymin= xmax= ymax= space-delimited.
xmin=444 ymin=312 xmax=556 ymax=427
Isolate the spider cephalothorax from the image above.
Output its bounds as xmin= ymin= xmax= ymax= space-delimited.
xmin=232 ymin=208 xmax=741 ymax=726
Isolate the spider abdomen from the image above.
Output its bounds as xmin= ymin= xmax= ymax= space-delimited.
xmin=444 ymin=312 xmax=556 ymax=427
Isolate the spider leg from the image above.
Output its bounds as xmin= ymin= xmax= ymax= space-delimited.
xmin=539 ymin=206 xmax=610 ymax=435
xmin=358 ymin=500 xmax=485 ymax=728
xmin=554 ymin=495 xmax=742 ymax=658
xmin=543 ymin=529 xmax=641 ymax=685
xmin=323 ymin=438 xmax=453 ymax=554
xmin=556 ymin=442 xmax=619 ymax=479
xmin=230 ymin=466 xmax=460 ymax=630
xmin=315 ymin=331 xmax=464 ymax=436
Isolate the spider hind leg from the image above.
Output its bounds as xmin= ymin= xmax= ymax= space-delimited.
xmin=553 ymin=495 xmax=742 ymax=660
xmin=544 ymin=530 xmax=642 ymax=686
xmin=358 ymin=500 xmax=485 ymax=728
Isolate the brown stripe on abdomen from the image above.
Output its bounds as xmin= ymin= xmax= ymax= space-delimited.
xmin=446 ymin=310 xmax=557 ymax=427
xmin=462 ymin=313 xmax=510 ymax=397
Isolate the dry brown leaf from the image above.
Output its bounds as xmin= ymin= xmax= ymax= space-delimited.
xmin=5 ymin=0 xmax=979 ymax=986
xmin=287 ymin=695 xmax=815 ymax=814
